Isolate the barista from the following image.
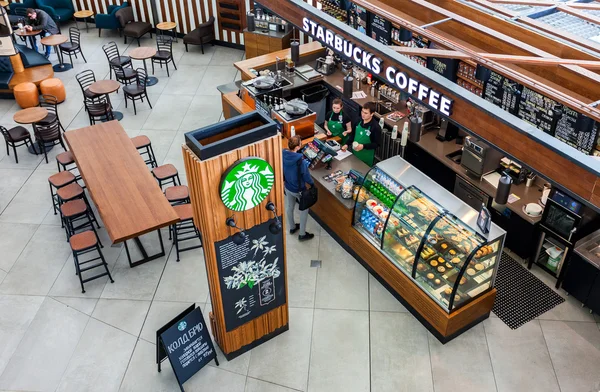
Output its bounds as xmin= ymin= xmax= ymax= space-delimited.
xmin=342 ymin=101 xmax=381 ymax=166
xmin=324 ymin=98 xmax=352 ymax=144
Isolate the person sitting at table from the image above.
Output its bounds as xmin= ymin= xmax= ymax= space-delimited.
xmin=25 ymin=8 xmax=59 ymax=58
xmin=341 ymin=101 xmax=381 ymax=166
xmin=324 ymin=97 xmax=352 ymax=145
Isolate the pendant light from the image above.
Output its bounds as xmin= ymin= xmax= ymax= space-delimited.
xmin=290 ymin=27 xmax=300 ymax=64
xmin=475 ymin=64 xmax=492 ymax=82
xmin=398 ymin=27 xmax=412 ymax=42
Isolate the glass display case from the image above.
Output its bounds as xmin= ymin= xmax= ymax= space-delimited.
xmin=353 ymin=156 xmax=506 ymax=313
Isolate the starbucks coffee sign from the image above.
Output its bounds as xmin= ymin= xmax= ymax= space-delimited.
xmin=220 ymin=158 xmax=275 ymax=211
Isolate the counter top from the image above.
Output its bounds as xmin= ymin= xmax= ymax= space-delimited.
xmin=575 ymin=230 xmax=600 ymax=269
xmin=243 ymin=28 xmax=291 ymax=39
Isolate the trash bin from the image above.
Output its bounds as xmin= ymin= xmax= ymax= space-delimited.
xmin=301 ymin=85 xmax=329 ymax=124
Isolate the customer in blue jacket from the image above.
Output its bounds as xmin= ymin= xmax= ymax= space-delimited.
xmin=283 ymin=135 xmax=314 ymax=241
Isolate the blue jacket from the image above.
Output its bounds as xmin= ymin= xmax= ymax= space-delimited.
xmin=283 ymin=149 xmax=314 ymax=193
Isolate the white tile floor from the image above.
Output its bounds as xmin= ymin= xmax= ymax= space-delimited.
xmin=0 ymin=21 xmax=599 ymax=392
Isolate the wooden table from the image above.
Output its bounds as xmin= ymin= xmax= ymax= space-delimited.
xmin=156 ymin=21 xmax=177 ymax=42
xmin=129 ymin=47 xmax=158 ymax=86
xmin=89 ymin=80 xmax=123 ymax=121
xmin=74 ymin=10 xmax=94 ymax=32
xmin=13 ymin=107 xmax=52 ymax=154
xmin=41 ymin=34 xmax=71 ymax=72
xmin=64 ymin=121 xmax=179 ymax=267
xmin=14 ymin=28 xmax=43 ymax=51
xmin=0 ymin=1 xmax=9 ymax=8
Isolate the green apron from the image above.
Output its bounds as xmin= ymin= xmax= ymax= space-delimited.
xmin=327 ymin=111 xmax=347 ymax=145
xmin=353 ymin=121 xmax=375 ymax=166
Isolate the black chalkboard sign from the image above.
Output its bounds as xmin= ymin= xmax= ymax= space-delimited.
xmin=368 ymin=12 xmax=391 ymax=45
xmin=157 ymin=305 xmax=218 ymax=391
xmin=555 ymin=107 xmax=599 ymax=154
xmin=482 ymin=71 xmax=522 ymax=114
xmin=215 ymin=217 xmax=286 ymax=332
xmin=517 ymin=86 xmax=561 ymax=135
xmin=427 ymin=57 xmax=459 ymax=83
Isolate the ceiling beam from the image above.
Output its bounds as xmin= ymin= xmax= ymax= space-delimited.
xmin=558 ymin=5 xmax=600 ymax=26
xmin=486 ymin=0 xmax=556 ymax=6
xmin=480 ymin=54 xmax=600 ymax=69
xmin=564 ymin=3 xmax=600 ymax=11
xmin=390 ymin=46 xmax=471 ymax=58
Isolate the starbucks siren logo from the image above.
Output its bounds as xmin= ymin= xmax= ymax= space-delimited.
xmin=220 ymin=158 xmax=274 ymax=211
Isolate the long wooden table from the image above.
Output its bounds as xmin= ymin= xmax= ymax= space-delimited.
xmin=64 ymin=121 xmax=179 ymax=267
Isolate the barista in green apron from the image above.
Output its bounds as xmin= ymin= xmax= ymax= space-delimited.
xmin=324 ymin=98 xmax=352 ymax=145
xmin=342 ymin=102 xmax=381 ymax=167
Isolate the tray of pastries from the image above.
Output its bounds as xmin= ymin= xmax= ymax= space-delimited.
xmin=475 ymin=245 xmax=494 ymax=259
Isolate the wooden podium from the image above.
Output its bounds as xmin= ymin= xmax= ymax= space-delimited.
xmin=182 ymin=111 xmax=289 ymax=360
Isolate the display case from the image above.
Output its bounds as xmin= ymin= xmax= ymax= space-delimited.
xmin=353 ymin=156 xmax=506 ymax=313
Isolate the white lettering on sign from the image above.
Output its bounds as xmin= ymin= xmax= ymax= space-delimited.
xmin=301 ymin=17 xmax=453 ymax=116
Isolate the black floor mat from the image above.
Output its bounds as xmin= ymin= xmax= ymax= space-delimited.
xmin=492 ymin=252 xmax=565 ymax=329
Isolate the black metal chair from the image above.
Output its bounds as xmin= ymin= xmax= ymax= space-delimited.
xmin=111 ymin=63 xmax=137 ymax=87
xmin=60 ymin=27 xmax=87 ymax=67
xmin=102 ymin=41 xmax=131 ymax=79
xmin=33 ymin=121 xmax=67 ymax=164
xmin=151 ymin=37 xmax=177 ymax=77
xmin=1 ymin=125 xmax=32 ymax=164
xmin=170 ymin=203 xmax=202 ymax=262
xmin=76 ymin=70 xmax=101 ymax=109
xmin=85 ymin=95 xmax=115 ymax=125
xmin=70 ymin=230 xmax=114 ymax=293
xmin=123 ymin=68 xmax=151 ymax=115
xmin=38 ymin=94 xmax=66 ymax=133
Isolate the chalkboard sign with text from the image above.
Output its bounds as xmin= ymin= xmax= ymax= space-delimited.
xmin=517 ymin=87 xmax=560 ymax=135
xmin=369 ymin=13 xmax=391 ymax=45
xmin=157 ymin=305 xmax=218 ymax=392
xmin=482 ymin=71 xmax=522 ymax=114
xmin=555 ymin=107 xmax=599 ymax=154
xmin=215 ymin=217 xmax=286 ymax=332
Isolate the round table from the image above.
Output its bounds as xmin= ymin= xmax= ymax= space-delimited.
xmin=89 ymin=80 xmax=123 ymax=121
xmin=14 ymin=29 xmax=43 ymax=51
xmin=156 ymin=21 xmax=177 ymax=42
xmin=74 ymin=10 xmax=94 ymax=32
xmin=129 ymin=47 xmax=158 ymax=86
xmin=0 ymin=1 xmax=9 ymax=8
xmin=41 ymin=34 xmax=71 ymax=72
xmin=13 ymin=107 xmax=53 ymax=154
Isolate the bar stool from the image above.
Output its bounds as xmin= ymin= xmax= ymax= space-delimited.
xmin=152 ymin=164 xmax=180 ymax=189
xmin=48 ymin=171 xmax=77 ymax=215
xmin=171 ymin=203 xmax=202 ymax=262
xmin=56 ymin=151 xmax=83 ymax=184
xmin=165 ymin=185 xmax=190 ymax=205
xmin=131 ymin=135 xmax=157 ymax=168
xmin=70 ymin=230 xmax=114 ymax=293
xmin=56 ymin=183 xmax=99 ymax=228
xmin=60 ymin=199 xmax=102 ymax=244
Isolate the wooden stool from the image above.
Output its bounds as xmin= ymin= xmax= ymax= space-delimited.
xmin=152 ymin=164 xmax=180 ymax=189
xmin=131 ymin=135 xmax=157 ymax=168
xmin=171 ymin=203 xmax=202 ymax=262
xmin=70 ymin=230 xmax=114 ymax=293
xmin=60 ymin=199 xmax=101 ymax=243
xmin=40 ymin=78 xmax=66 ymax=103
xmin=48 ymin=171 xmax=77 ymax=215
xmin=14 ymin=82 xmax=39 ymax=108
xmin=165 ymin=185 xmax=190 ymax=205
xmin=56 ymin=151 xmax=82 ymax=183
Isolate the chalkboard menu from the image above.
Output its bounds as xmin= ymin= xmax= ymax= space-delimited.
xmin=215 ymin=217 xmax=286 ymax=332
xmin=369 ymin=13 xmax=391 ymax=45
xmin=555 ymin=107 xmax=599 ymax=154
xmin=482 ymin=71 xmax=522 ymax=114
xmin=157 ymin=305 xmax=218 ymax=391
xmin=348 ymin=3 xmax=368 ymax=35
xmin=517 ymin=86 xmax=561 ymax=135
xmin=427 ymin=57 xmax=459 ymax=82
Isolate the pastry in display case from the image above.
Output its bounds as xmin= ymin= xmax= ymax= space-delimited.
xmin=352 ymin=156 xmax=506 ymax=313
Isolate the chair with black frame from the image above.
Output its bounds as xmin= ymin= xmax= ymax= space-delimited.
xmin=60 ymin=198 xmax=101 ymax=242
xmin=38 ymin=94 xmax=66 ymax=133
xmin=170 ymin=203 xmax=202 ymax=262
xmin=130 ymin=135 xmax=157 ymax=168
xmin=152 ymin=163 xmax=180 ymax=189
xmin=112 ymin=63 xmax=137 ymax=87
xmin=69 ymin=230 xmax=114 ymax=293
xmin=102 ymin=41 xmax=131 ymax=79
xmin=85 ymin=95 xmax=115 ymax=125
xmin=59 ymin=27 xmax=87 ymax=67
xmin=123 ymin=67 xmax=151 ymax=115
xmin=151 ymin=37 xmax=177 ymax=77
xmin=1 ymin=125 xmax=33 ymax=164
xmin=76 ymin=69 xmax=101 ymax=109
xmin=33 ymin=120 xmax=66 ymax=164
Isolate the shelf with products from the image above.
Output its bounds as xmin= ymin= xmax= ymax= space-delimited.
xmin=352 ymin=156 xmax=506 ymax=313
xmin=319 ymin=0 xmax=348 ymax=23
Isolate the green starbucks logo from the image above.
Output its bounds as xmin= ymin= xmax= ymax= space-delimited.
xmin=220 ymin=158 xmax=274 ymax=212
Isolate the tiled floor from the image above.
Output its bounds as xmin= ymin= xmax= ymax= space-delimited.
xmin=0 ymin=22 xmax=599 ymax=392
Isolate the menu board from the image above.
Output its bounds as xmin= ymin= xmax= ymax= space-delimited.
xmin=555 ymin=107 xmax=599 ymax=154
xmin=348 ymin=3 xmax=368 ymax=35
xmin=215 ymin=217 xmax=286 ymax=332
xmin=369 ymin=13 xmax=391 ymax=45
xmin=482 ymin=71 xmax=522 ymax=114
xmin=517 ymin=86 xmax=561 ymax=135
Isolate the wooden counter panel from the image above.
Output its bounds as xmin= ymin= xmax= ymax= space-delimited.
xmin=222 ymin=91 xmax=254 ymax=120
xmin=447 ymin=288 xmax=496 ymax=336
xmin=311 ymin=181 xmax=353 ymax=243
